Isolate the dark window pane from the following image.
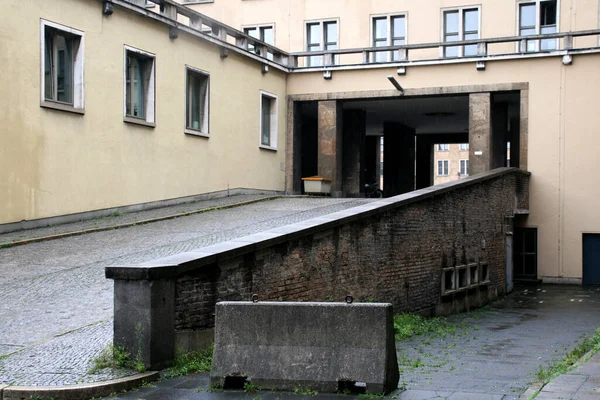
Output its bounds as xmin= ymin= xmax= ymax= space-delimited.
xmin=261 ymin=96 xmax=271 ymax=146
xmin=541 ymin=0 xmax=557 ymax=26
xmin=44 ymin=31 xmax=54 ymax=101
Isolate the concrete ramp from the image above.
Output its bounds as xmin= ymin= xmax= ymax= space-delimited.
xmin=210 ymin=301 xmax=399 ymax=395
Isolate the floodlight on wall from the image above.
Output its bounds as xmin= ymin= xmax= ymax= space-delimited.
xmin=387 ymin=76 xmax=404 ymax=94
xmin=102 ymin=0 xmax=114 ymax=15
xmin=323 ymin=70 xmax=332 ymax=80
xmin=476 ymin=61 xmax=486 ymax=71
xmin=562 ymin=55 xmax=573 ymax=65
xmin=397 ymin=67 xmax=406 ymax=76
xmin=262 ymin=64 xmax=269 ymax=74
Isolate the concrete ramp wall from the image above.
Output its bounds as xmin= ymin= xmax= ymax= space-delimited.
xmin=210 ymin=301 xmax=399 ymax=394
xmin=106 ymin=167 xmax=530 ymax=369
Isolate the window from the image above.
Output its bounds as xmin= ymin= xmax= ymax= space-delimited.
xmin=519 ymin=0 xmax=558 ymax=51
xmin=124 ymin=46 xmax=155 ymax=126
xmin=437 ymin=160 xmax=449 ymax=176
xmin=437 ymin=144 xmax=449 ymax=151
xmin=185 ymin=66 xmax=209 ymax=136
xmin=306 ymin=20 xmax=338 ymax=67
xmin=244 ymin=25 xmax=274 ymax=60
xmin=460 ymin=159 xmax=469 ymax=176
xmin=443 ymin=7 xmax=480 ymax=57
xmin=259 ymin=91 xmax=278 ymax=150
xmin=372 ymin=14 xmax=406 ymax=62
xmin=41 ymin=20 xmax=85 ymax=113
xmin=459 ymin=143 xmax=469 ymax=151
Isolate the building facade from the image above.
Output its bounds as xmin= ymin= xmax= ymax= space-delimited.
xmin=2 ymin=0 xmax=600 ymax=285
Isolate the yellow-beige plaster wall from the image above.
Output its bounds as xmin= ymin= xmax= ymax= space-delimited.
xmin=0 ymin=0 xmax=287 ymax=224
xmin=285 ymin=54 xmax=600 ymax=282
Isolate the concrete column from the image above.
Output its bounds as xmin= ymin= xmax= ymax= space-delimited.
xmin=342 ymin=110 xmax=366 ymax=197
xmin=383 ymin=122 xmax=416 ymax=197
xmin=469 ymin=93 xmax=492 ymax=175
xmin=519 ymin=89 xmax=529 ymax=170
xmin=415 ymin=136 xmax=434 ymax=189
xmin=318 ymin=101 xmax=343 ymax=197
xmin=113 ymin=279 xmax=175 ymax=370
xmin=285 ymin=99 xmax=303 ymax=194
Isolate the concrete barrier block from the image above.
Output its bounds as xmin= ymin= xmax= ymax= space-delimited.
xmin=210 ymin=301 xmax=399 ymax=394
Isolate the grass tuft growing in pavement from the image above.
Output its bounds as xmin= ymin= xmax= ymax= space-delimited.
xmin=534 ymin=327 xmax=600 ymax=387
xmin=89 ymin=344 xmax=145 ymax=374
xmin=163 ymin=345 xmax=213 ymax=378
xmin=394 ymin=313 xmax=458 ymax=341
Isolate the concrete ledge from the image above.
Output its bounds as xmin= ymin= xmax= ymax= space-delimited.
xmin=541 ymin=276 xmax=583 ymax=285
xmin=210 ymin=301 xmax=399 ymax=395
xmin=1 ymin=371 xmax=160 ymax=400
xmin=0 ymin=187 xmax=279 ymax=234
xmin=106 ymin=168 xmax=530 ymax=281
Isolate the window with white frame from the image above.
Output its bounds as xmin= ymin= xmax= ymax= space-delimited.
xmin=259 ymin=91 xmax=278 ymax=149
xmin=460 ymin=159 xmax=469 ymax=176
xmin=41 ymin=20 xmax=85 ymax=113
xmin=437 ymin=160 xmax=449 ymax=176
xmin=185 ymin=66 xmax=209 ymax=136
xmin=372 ymin=14 xmax=406 ymax=62
xmin=306 ymin=20 xmax=338 ymax=67
xmin=124 ymin=46 xmax=155 ymax=126
xmin=459 ymin=143 xmax=469 ymax=151
xmin=244 ymin=25 xmax=274 ymax=60
xmin=519 ymin=0 xmax=558 ymax=51
xmin=443 ymin=7 xmax=480 ymax=57
xmin=437 ymin=144 xmax=450 ymax=151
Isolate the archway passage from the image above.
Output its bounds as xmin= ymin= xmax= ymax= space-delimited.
xmin=292 ymin=90 xmax=522 ymax=197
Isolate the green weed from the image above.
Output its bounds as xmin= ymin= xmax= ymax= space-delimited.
xmin=294 ymin=385 xmax=317 ymax=395
xmin=89 ymin=345 xmax=132 ymax=373
xmin=244 ymin=381 xmax=258 ymax=393
xmin=163 ymin=345 xmax=213 ymax=378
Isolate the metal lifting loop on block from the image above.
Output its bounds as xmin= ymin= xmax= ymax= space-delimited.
xmin=345 ymin=295 xmax=353 ymax=304
xmin=251 ymin=294 xmax=259 ymax=303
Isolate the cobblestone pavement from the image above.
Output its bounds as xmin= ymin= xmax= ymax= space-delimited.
xmin=0 ymin=196 xmax=374 ymax=386
xmin=104 ymin=285 xmax=600 ymax=400
xmin=0 ymin=194 xmax=275 ymax=244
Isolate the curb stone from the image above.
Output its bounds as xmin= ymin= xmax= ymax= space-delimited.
xmin=1 ymin=371 xmax=160 ymax=400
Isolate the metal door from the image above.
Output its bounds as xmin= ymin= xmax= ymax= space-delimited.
xmin=583 ymin=234 xmax=600 ymax=285
xmin=514 ymin=228 xmax=537 ymax=281
xmin=506 ymin=234 xmax=513 ymax=292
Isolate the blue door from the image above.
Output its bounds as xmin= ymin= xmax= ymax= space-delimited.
xmin=583 ymin=234 xmax=600 ymax=285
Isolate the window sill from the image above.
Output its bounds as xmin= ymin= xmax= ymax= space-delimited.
xmin=259 ymin=145 xmax=277 ymax=152
xmin=40 ymin=101 xmax=85 ymax=115
xmin=185 ymin=128 xmax=210 ymax=138
xmin=124 ymin=116 xmax=156 ymax=128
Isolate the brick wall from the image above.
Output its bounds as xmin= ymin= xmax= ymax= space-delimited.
xmin=174 ymin=169 xmax=529 ymax=332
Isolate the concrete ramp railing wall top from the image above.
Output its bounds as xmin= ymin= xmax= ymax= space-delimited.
xmin=106 ymin=167 xmax=530 ymax=369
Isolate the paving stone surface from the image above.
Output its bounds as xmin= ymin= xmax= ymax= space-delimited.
xmin=535 ymin=349 xmax=600 ymax=400
xmin=0 ymin=196 xmax=374 ymax=386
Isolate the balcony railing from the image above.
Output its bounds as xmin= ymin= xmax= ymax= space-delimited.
xmin=112 ymin=1 xmax=600 ymax=73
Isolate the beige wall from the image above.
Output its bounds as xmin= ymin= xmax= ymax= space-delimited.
xmin=183 ymin=0 xmax=600 ymax=56
xmin=0 ymin=0 xmax=287 ymax=224
xmin=286 ymin=54 xmax=600 ymax=282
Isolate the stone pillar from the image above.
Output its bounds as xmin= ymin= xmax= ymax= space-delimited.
xmin=113 ymin=278 xmax=175 ymax=370
xmin=469 ymin=93 xmax=492 ymax=175
xmin=342 ymin=110 xmax=366 ymax=197
xmin=415 ymin=136 xmax=434 ymax=189
xmin=383 ymin=122 xmax=416 ymax=197
xmin=286 ymin=100 xmax=303 ymax=194
xmin=318 ymin=101 xmax=343 ymax=197
xmin=519 ymin=89 xmax=528 ymax=171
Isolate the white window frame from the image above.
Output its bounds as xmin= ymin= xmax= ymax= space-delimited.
xmin=516 ymin=0 xmax=560 ymax=52
xmin=459 ymin=143 xmax=469 ymax=151
xmin=440 ymin=5 xmax=481 ymax=58
xmin=40 ymin=19 xmax=85 ymax=114
xmin=123 ymin=45 xmax=156 ymax=127
xmin=460 ymin=159 xmax=469 ymax=176
xmin=437 ymin=144 xmax=450 ymax=151
xmin=437 ymin=160 xmax=449 ymax=176
xmin=370 ymin=13 xmax=407 ymax=63
xmin=259 ymin=90 xmax=278 ymax=151
xmin=305 ymin=19 xmax=339 ymax=67
xmin=185 ymin=65 xmax=210 ymax=137
xmin=243 ymin=24 xmax=275 ymax=60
